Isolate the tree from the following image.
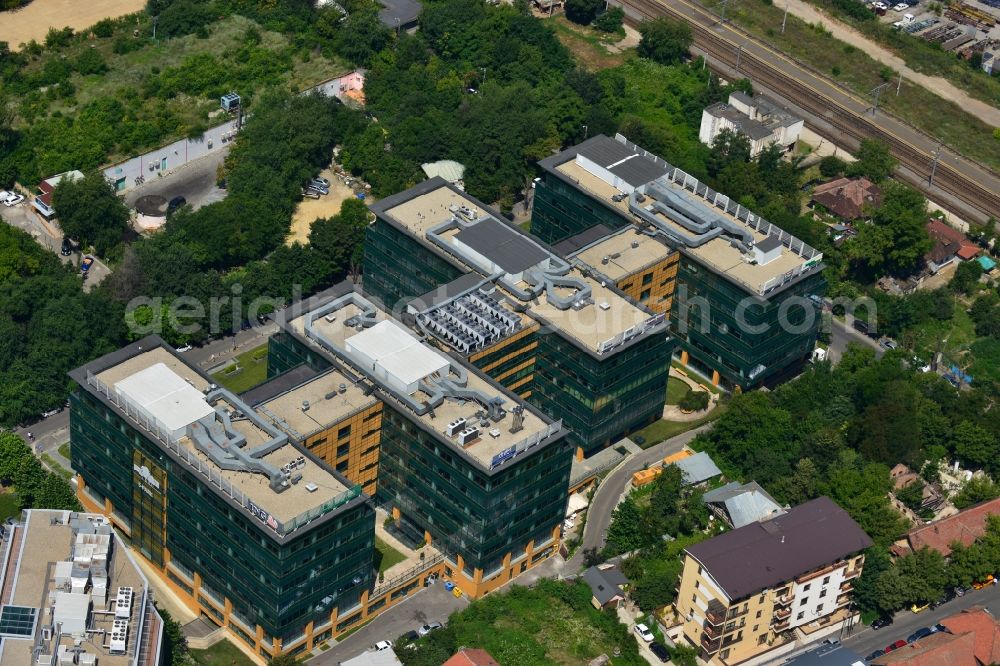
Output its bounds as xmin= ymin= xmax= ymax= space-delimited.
xmin=952 ymin=421 xmax=999 ymax=472
xmin=678 ymin=390 xmax=710 ymax=412
xmin=818 ymin=155 xmax=847 ymax=178
xmin=565 ymin=0 xmax=603 ymax=24
xmin=268 ymin=654 xmax=299 ymax=666
xmin=593 ymin=7 xmax=625 ymax=32
xmin=604 ymin=496 xmax=644 ymax=555
xmin=953 ymin=476 xmax=1000 ymax=510
xmin=846 ymin=182 xmax=931 ymax=278
xmin=706 ymin=128 xmax=752 ymax=179
xmin=848 ymin=139 xmax=898 ymax=183
xmin=637 ymin=18 xmax=692 ymax=66
xmin=52 ymin=171 xmax=130 ymax=256
xmin=631 ymin=558 xmax=683 ymax=611
xmin=156 ymin=605 xmax=188 ymax=666
xmin=949 ymin=260 xmax=983 ymax=294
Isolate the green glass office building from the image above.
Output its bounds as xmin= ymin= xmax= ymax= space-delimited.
xmin=534 ymin=135 xmax=826 ymax=389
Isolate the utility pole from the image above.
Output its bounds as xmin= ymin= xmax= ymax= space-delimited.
xmin=582 ymin=124 xmax=589 ymax=139
xmin=721 ymin=0 xmax=730 ymax=22
xmin=868 ymin=82 xmax=891 ymax=116
xmin=735 ymin=44 xmax=744 ymax=74
xmin=929 ymin=143 xmax=943 ymax=187
xmin=896 ymin=71 xmax=903 ymax=95
xmin=152 ymin=15 xmax=158 ymax=41
xmin=781 ymin=0 xmax=789 ymax=33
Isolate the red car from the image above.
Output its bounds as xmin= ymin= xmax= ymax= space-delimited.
xmin=885 ymin=639 xmax=907 ymax=652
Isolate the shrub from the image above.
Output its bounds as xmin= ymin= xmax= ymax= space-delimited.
xmin=679 ymin=390 xmax=710 ymax=412
xmin=593 ymin=7 xmax=624 ymax=33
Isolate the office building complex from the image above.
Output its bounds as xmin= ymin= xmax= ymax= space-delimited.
xmin=0 ymin=510 xmax=162 ymax=666
xmin=363 ymin=178 xmax=674 ymax=455
xmin=274 ymin=289 xmax=574 ymax=597
xmin=69 ymin=340 xmax=375 ymax=657
xmin=674 ymin=497 xmax=872 ymax=665
xmin=533 ymin=134 xmax=827 ymax=389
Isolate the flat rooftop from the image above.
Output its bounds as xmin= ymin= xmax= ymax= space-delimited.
xmin=285 ymin=295 xmax=562 ymax=470
xmin=373 ymin=179 xmax=664 ymax=355
xmin=0 ymin=510 xmax=158 ymax=666
xmin=78 ymin=342 xmax=356 ymax=533
xmin=544 ymin=135 xmax=824 ymax=298
xmin=258 ymin=368 xmax=379 ymax=441
xmin=571 ymin=227 xmax=675 ymax=281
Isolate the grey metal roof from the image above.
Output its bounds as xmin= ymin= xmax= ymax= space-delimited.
xmin=583 ymin=565 xmax=630 ymax=605
xmin=378 ymin=0 xmax=421 ymax=28
xmin=552 ymin=224 xmax=614 ymax=256
xmin=686 ymin=497 xmax=874 ymax=601
xmin=702 ymin=481 xmax=784 ymax=528
xmin=411 ymin=273 xmax=488 ymax=311
xmin=782 ymin=643 xmax=865 ymax=666
xmin=577 ymin=135 xmax=668 ymax=188
xmin=674 ymin=451 xmax=722 ymax=486
xmin=454 ymin=218 xmax=550 ymax=274
xmin=756 ymin=235 xmax=784 ymax=253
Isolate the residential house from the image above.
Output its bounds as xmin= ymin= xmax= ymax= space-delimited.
xmin=31 ymin=169 xmax=84 ymax=219
xmin=872 ymin=606 xmax=1000 ymax=665
xmin=889 ymin=464 xmax=945 ymax=512
xmin=699 ymin=92 xmax=803 ymax=156
xmin=702 ymin=481 xmax=785 ymax=528
xmin=809 ymin=177 xmax=882 ymax=221
xmin=925 ymin=219 xmax=981 ymax=274
xmin=891 ymin=496 xmax=1000 ymax=557
xmin=674 ymin=497 xmax=872 ymax=665
xmin=443 ymin=649 xmax=500 ymax=666
xmin=583 ymin=564 xmax=631 ymax=610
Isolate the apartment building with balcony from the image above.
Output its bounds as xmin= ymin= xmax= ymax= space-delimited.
xmin=69 ymin=338 xmax=376 ymax=658
xmin=363 ymin=178 xmax=674 ymax=455
xmin=274 ymin=290 xmax=574 ymax=598
xmin=533 ymin=134 xmax=827 ymax=389
xmin=674 ymin=497 xmax=872 ymax=665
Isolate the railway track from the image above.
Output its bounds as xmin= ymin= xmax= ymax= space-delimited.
xmin=617 ymin=0 xmax=1000 ymax=222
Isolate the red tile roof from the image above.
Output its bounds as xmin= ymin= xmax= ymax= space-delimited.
xmin=926 ymin=219 xmax=980 ymax=264
xmin=811 ymin=177 xmax=882 ymax=220
xmin=940 ymin=607 xmax=1000 ymax=665
xmin=901 ymin=496 xmax=1000 ymax=556
xmin=443 ymin=649 xmax=500 ymax=666
xmin=872 ymin=631 xmax=977 ymax=666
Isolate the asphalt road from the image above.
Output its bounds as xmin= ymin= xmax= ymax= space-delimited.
xmin=124 ymin=150 xmax=229 ymax=213
xmin=841 ymin=584 xmax=1000 ymax=659
xmin=827 ymin=316 xmax=885 ymax=364
xmin=567 ymin=424 xmax=714 ymax=570
xmin=307 ymin=583 xmax=470 ymax=666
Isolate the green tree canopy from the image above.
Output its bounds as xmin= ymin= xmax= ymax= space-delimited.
xmin=52 ymin=171 xmax=130 ymax=256
xmin=849 ymin=139 xmax=898 ymax=183
xmin=637 ymin=18 xmax=692 ymax=66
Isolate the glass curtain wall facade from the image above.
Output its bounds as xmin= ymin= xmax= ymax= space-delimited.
xmin=376 ymin=405 xmax=573 ymax=582
xmin=69 ymin=388 xmax=375 ymax=648
xmin=531 ymin=176 xmax=628 ymax=245
xmin=673 ymin=258 xmax=826 ymax=388
xmin=532 ymin=330 xmax=673 ymax=455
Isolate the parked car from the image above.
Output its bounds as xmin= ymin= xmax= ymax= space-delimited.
xmin=908 ymin=627 xmax=935 ymax=643
xmin=417 ymin=622 xmax=442 ymax=637
xmin=911 ymin=601 xmax=930 ymax=613
xmin=373 ymin=640 xmax=393 ymax=651
xmin=866 ymin=649 xmax=885 ymax=660
xmin=175 ymin=344 xmax=192 ymax=353
xmin=312 ymin=176 xmax=330 ymax=187
xmin=41 ymin=408 xmax=61 ymax=418
xmin=893 ymin=2 xmax=908 ymax=9
xmin=302 ymin=189 xmax=320 ymax=199
xmin=3 ymin=192 xmax=24 ymax=207
xmin=852 ymin=318 xmax=872 ymax=336
xmin=880 ymin=337 xmax=899 ymax=350
xmin=885 ymin=639 xmax=907 ymax=652
xmin=308 ymin=179 xmax=330 ymax=194
xmin=167 ymin=196 xmax=187 ymax=213
xmin=955 ymin=586 xmax=968 ymax=596
xmin=60 ymin=237 xmax=73 ymax=256
xmin=400 ymin=630 xmax=419 ymax=642
xmin=649 ymin=641 xmax=670 ymax=662
xmin=872 ymin=615 xmax=894 ymax=630
xmin=634 ymin=623 xmax=654 ymax=643
xmin=973 ymin=574 xmax=995 ymax=589
xmin=80 ymin=256 xmax=94 ymax=273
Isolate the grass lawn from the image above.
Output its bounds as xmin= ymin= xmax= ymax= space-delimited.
xmin=549 ymin=16 xmax=627 ymax=71
xmin=42 ymin=455 xmax=72 ymax=480
xmin=375 ymin=537 xmax=407 ymax=574
xmin=0 ymin=492 xmax=19 ymax=523
xmin=701 ymin=0 xmax=1000 ymax=173
xmin=190 ymin=639 xmax=254 ymax=666
xmin=211 ymin=343 xmax=268 ymax=394
xmin=633 ymin=400 xmax=728 ymax=449
xmin=58 ymin=443 xmax=71 ymax=460
xmin=665 ymin=377 xmax=690 ymax=405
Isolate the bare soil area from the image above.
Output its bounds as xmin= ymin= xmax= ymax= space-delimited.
xmin=0 ymin=0 xmax=146 ymax=48
xmin=286 ymin=168 xmax=359 ymax=245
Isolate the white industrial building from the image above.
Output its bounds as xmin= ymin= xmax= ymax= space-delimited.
xmin=699 ymin=91 xmax=803 ymax=156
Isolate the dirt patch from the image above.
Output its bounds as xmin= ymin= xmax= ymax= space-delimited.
xmin=547 ymin=16 xmax=626 ymax=71
xmin=0 ymin=0 xmax=146 ymax=48
xmin=286 ymin=168 xmax=361 ymax=245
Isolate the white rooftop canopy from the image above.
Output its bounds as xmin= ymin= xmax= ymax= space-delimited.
xmin=345 ymin=320 xmax=450 ymax=394
xmin=114 ymin=363 xmax=213 ymax=436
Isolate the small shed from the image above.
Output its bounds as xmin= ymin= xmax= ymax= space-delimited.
xmin=674 ymin=451 xmax=722 ymax=486
xmin=220 ymin=92 xmax=241 ymax=113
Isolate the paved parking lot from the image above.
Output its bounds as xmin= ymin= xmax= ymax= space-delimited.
xmin=124 ymin=150 xmax=229 ymax=213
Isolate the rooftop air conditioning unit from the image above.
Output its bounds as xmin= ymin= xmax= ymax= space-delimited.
xmin=325 ymin=313 xmax=337 ymax=323
xmin=305 ymin=483 xmax=319 ymax=493
xmin=446 ymin=418 xmax=467 ymax=437
xmin=599 ymin=302 xmax=611 ymax=311
xmin=457 ymin=428 xmax=479 ymax=447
